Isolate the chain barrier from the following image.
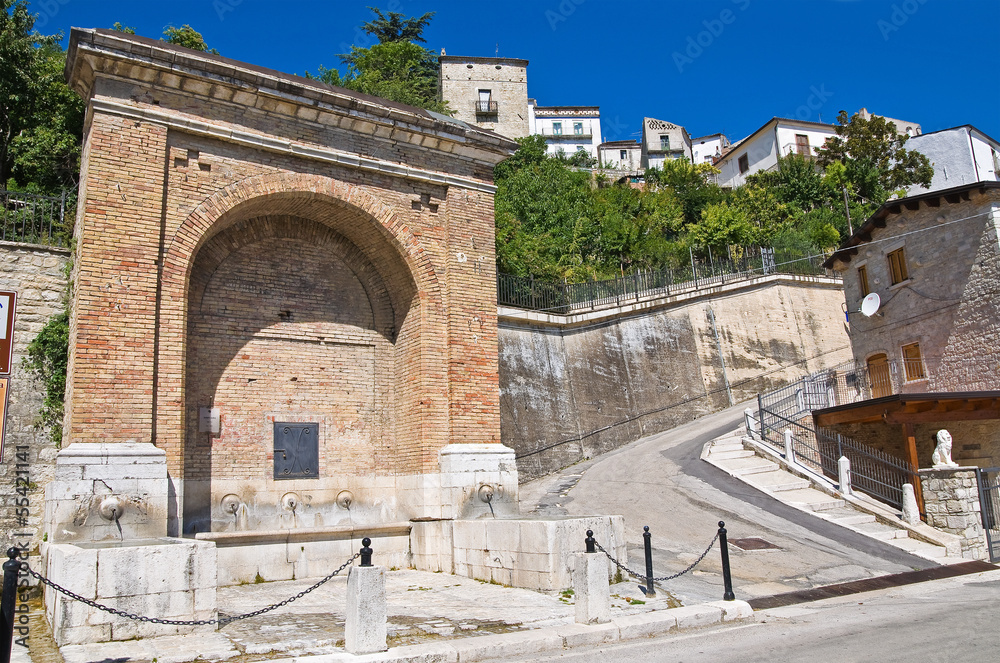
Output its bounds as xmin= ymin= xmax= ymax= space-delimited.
xmin=21 ymin=551 xmax=361 ymax=627
xmin=595 ymin=532 xmax=719 ymax=582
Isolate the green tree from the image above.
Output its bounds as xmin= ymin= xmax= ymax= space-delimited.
xmin=644 ymin=158 xmax=727 ymax=227
xmin=162 ymin=24 xmax=218 ymax=54
xmin=816 ymin=110 xmax=933 ymax=207
xmin=0 ymin=1 xmax=83 ymax=193
xmin=361 ymin=8 xmax=434 ymax=43
xmin=308 ymin=8 xmax=447 ymax=113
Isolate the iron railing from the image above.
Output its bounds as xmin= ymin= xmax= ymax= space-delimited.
xmin=977 ymin=467 xmax=1000 ymax=562
xmin=756 ymin=362 xmax=922 ymax=510
xmin=498 ymin=247 xmax=832 ymax=313
xmin=475 ymin=100 xmax=498 ymax=113
xmin=0 ymin=188 xmax=70 ymax=248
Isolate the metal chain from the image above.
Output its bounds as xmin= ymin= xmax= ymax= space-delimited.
xmin=595 ymin=533 xmax=719 ymax=582
xmin=22 ymin=551 xmax=361 ymax=627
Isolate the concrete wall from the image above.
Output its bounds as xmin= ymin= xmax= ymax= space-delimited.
xmin=905 ymin=127 xmax=1000 ymax=196
xmin=500 ymin=276 xmax=851 ymax=480
xmin=0 ymin=242 xmax=71 ymax=549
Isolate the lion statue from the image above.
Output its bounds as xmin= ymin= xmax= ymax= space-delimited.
xmin=931 ymin=429 xmax=959 ymax=468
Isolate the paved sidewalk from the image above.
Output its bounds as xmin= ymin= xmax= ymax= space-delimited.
xmin=49 ymin=568 xmax=751 ymax=663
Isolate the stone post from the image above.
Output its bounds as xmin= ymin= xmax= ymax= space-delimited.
xmin=345 ymin=564 xmax=388 ymax=654
xmin=838 ymin=456 xmax=852 ymax=496
xmin=571 ymin=552 xmax=611 ymax=624
xmin=901 ymin=483 xmax=921 ymax=525
xmin=919 ymin=468 xmax=987 ymax=560
xmin=784 ymin=429 xmax=795 ymax=465
xmin=744 ymin=408 xmax=757 ymax=439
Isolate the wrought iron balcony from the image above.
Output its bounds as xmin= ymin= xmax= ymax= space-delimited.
xmin=475 ymin=100 xmax=498 ymax=114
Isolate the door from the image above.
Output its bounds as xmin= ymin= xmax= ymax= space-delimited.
xmin=867 ymin=353 xmax=893 ymax=398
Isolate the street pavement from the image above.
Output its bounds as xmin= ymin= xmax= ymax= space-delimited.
xmin=519 ymin=401 xmax=937 ymax=604
xmin=500 ymin=566 xmax=1000 ymax=662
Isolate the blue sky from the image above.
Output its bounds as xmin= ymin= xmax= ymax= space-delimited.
xmin=32 ymin=0 xmax=1000 ymax=145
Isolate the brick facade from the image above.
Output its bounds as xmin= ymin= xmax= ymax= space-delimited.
xmin=63 ymin=29 xmax=515 ymax=534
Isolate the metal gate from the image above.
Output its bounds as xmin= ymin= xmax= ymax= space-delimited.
xmin=976 ymin=467 xmax=1000 ymax=562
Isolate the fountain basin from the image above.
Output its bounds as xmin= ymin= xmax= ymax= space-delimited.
xmin=44 ymin=538 xmax=217 ymax=646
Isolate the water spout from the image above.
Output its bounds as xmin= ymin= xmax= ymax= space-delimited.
xmin=234 ymin=503 xmax=249 ymax=531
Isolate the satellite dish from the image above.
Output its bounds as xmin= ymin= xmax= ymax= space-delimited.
xmin=860 ymin=292 xmax=881 ymax=317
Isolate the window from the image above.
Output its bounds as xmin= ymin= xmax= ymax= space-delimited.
xmin=857 ymin=265 xmax=870 ymax=297
xmin=887 ymin=247 xmax=908 ymax=284
xmin=620 ymin=150 xmax=628 ymax=160
xmin=902 ymin=343 xmax=926 ymax=381
xmin=738 ymin=153 xmax=749 ymax=174
xmin=660 ymin=135 xmax=670 ymax=151
xmin=552 ymin=122 xmax=562 ymax=136
xmin=795 ymin=134 xmax=810 ymax=156
xmin=475 ymin=89 xmax=496 ymax=114
xmin=574 ymin=122 xmax=584 ymax=136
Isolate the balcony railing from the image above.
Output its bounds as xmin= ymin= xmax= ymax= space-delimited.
xmin=782 ymin=142 xmax=816 ymax=157
xmin=475 ymin=100 xmax=499 ymax=114
xmin=538 ymin=129 xmax=593 ymax=139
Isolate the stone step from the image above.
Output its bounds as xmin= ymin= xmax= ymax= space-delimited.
xmin=710 ymin=449 xmax=756 ymax=460
xmin=779 ymin=488 xmax=846 ymax=512
xmin=747 ymin=471 xmax=811 ymax=492
xmin=830 ymin=513 xmax=877 ymax=526
xmin=889 ymin=537 xmax=948 ymax=558
xmin=854 ymin=521 xmax=909 ymax=541
xmin=712 ymin=441 xmax=746 ymax=452
xmin=712 ymin=456 xmax=778 ymax=476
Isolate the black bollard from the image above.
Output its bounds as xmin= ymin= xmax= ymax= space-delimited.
xmin=638 ymin=526 xmax=656 ymax=598
xmin=718 ymin=521 xmax=735 ymax=601
xmin=360 ymin=537 xmax=373 ymax=567
xmin=585 ymin=530 xmax=596 ymax=554
xmin=1 ymin=547 xmax=22 ymax=663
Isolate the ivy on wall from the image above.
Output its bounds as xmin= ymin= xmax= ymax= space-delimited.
xmin=22 ymin=311 xmax=68 ymax=446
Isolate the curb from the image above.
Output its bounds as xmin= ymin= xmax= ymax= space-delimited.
xmin=273 ymin=600 xmax=753 ymax=662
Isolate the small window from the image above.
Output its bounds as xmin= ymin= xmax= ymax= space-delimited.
xmin=660 ymin=135 xmax=670 ymax=151
xmin=858 ymin=265 xmax=870 ymax=297
xmin=887 ymin=247 xmax=908 ymax=284
xmin=553 ymin=122 xmax=562 ymax=136
xmin=738 ymin=153 xmax=749 ymax=174
xmin=901 ymin=343 xmax=926 ymax=381
xmin=620 ymin=150 xmax=628 ymax=160
xmin=574 ymin=122 xmax=584 ymax=135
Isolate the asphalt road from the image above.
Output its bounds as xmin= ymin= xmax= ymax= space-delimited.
xmin=519 ymin=402 xmax=935 ymax=604
xmin=503 ymin=568 xmax=1000 ymax=662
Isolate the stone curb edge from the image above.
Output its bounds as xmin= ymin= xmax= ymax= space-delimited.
xmin=274 ymin=600 xmax=753 ymax=663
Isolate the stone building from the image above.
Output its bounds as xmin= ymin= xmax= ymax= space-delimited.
xmin=598 ymin=140 xmax=642 ymax=172
xmin=819 ymin=181 xmax=1000 ymax=469
xmin=640 ymin=118 xmax=693 ymax=170
xmin=439 ymin=55 xmax=530 ymax=139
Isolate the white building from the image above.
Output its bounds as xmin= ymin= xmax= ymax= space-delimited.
xmin=904 ymin=125 xmax=1000 ymax=195
xmin=715 ymin=117 xmax=836 ymax=189
xmin=640 ymin=117 xmax=692 ymax=170
xmin=529 ymin=102 xmax=603 ymax=160
xmin=691 ymin=133 xmax=730 ymax=165
xmin=598 ymin=140 xmax=641 ymax=171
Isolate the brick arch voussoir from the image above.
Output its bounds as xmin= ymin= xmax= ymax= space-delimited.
xmin=162 ymin=172 xmax=440 ymax=304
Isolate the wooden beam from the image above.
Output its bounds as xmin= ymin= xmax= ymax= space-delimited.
xmin=926 ymin=197 xmax=941 ymax=208
xmin=814 ymin=404 xmax=894 ymax=426
xmin=885 ymin=408 xmax=1000 ymax=424
xmin=904 ymin=200 xmax=921 ymax=211
xmin=902 ymin=423 xmax=925 ymax=517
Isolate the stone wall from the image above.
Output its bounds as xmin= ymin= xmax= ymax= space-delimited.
xmin=919 ymin=467 xmax=987 ymax=560
xmin=0 ymin=242 xmax=71 ymax=550
xmin=440 ymin=56 xmax=530 ymax=139
xmin=500 ymin=277 xmax=852 ymax=480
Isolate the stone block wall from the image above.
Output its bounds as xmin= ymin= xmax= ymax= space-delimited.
xmin=919 ymin=468 xmax=987 ymax=560
xmin=0 ymin=242 xmax=70 ymax=550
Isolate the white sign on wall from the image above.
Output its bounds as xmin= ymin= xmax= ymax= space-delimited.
xmin=199 ymin=407 xmax=220 ymax=434
xmin=0 ymin=294 xmax=9 ymax=340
